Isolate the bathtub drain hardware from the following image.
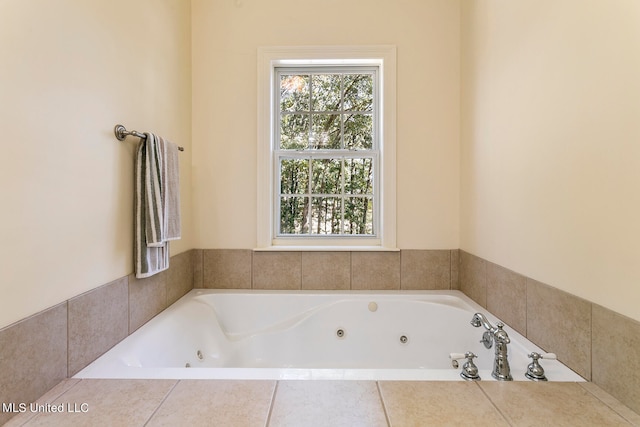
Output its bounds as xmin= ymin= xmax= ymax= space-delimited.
xmin=336 ymin=329 xmax=345 ymax=338
xmin=197 ymin=350 xmax=203 ymax=360
xmin=185 ymin=363 xmax=191 ymax=368
xmin=399 ymin=335 xmax=408 ymax=344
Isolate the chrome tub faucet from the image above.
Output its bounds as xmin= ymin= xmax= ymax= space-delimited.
xmin=471 ymin=313 xmax=513 ymax=381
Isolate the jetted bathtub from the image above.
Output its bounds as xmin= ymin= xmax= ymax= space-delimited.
xmin=74 ymin=290 xmax=584 ymax=381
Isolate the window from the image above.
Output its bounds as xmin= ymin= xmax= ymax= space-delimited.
xmin=277 ymin=67 xmax=378 ymax=237
xmin=257 ymin=46 xmax=396 ymax=249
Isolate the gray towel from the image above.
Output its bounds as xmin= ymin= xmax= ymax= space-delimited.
xmin=135 ymin=133 xmax=181 ymax=278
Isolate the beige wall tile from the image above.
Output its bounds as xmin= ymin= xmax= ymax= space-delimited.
xmin=128 ymin=271 xmax=167 ymax=333
xmin=352 ymin=252 xmax=400 ymax=290
xmin=380 ymin=381 xmax=508 ymax=426
xmin=270 ymin=381 xmax=387 ymax=426
xmin=486 ymin=262 xmax=527 ymax=335
xmin=400 ymin=250 xmax=451 ymax=290
xmin=592 ymin=304 xmax=640 ymax=415
xmin=192 ymin=249 xmax=204 ymax=289
xmin=68 ymin=277 xmax=129 ymax=376
xmin=479 ymin=382 xmax=630 ymax=426
xmin=0 ymin=303 xmax=67 ymax=426
xmin=302 ymin=252 xmax=351 ymax=290
xmin=203 ymin=249 xmax=252 ymax=289
xmin=253 ymin=252 xmax=301 ymax=289
xmin=148 ymin=380 xmax=275 ymax=426
xmin=167 ymin=251 xmax=194 ymax=304
xmin=451 ymin=249 xmax=460 ymax=289
xmin=526 ymin=278 xmax=591 ymax=379
xmin=25 ymin=379 xmax=176 ymax=426
xmin=459 ymin=251 xmax=487 ymax=307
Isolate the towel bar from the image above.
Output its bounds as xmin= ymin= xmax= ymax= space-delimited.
xmin=114 ymin=124 xmax=185 ymax=151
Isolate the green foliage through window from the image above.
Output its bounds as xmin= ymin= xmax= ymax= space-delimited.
xmin=276 ymin=67 xmax=377 ymax=237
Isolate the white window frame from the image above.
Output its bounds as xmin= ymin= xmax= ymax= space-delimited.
xmin=257 ymin=46 xmax=396 ymax=250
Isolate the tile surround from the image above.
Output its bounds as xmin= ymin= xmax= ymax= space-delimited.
xmin=526 ymin=278 xmax=592 ymax=379
xmin=592 ymin=304 xmax=640 ymax=415
xmin=459 ymin=251 xmax=488 ymax=307
xmin=486 ymin=262 xmax=527 ymax=335
xmin=203 ymin=249 xmax=252 ymax=289
xmin=67 ymin=277 xmax=128 ymax=376
xmin=351 ymin=251 xmax=401 ymax=290
xmin=253 ymin=251 xmax=302 ymax=289
xmin=2 ymin=248 xmax=640 ymax=425
xmin=0 ymin=250 xmax=194 ymax=426
xmin=201 ymin=248 xmax=456 ymax=291
xmin=301 ymin=252 xmax=351 ymax=290
xmin=400 ymin=250 xmax=451 ymax=290
xmin=0 ymin=303 xmax=68 ymax=426
xmin=458 ymin=250 xmax=640 ymax=417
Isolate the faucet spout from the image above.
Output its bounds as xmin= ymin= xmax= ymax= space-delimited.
xmin=471 ymin=313 xmax=496 ymax=332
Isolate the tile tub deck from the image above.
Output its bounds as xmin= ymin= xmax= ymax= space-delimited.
xmin=4 ymin=379 xmax=639 ymax=426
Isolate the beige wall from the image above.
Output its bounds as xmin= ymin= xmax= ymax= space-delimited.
xmin=191 ymin=0 xmax=461 ymax=249
xmin=461 ymin=0 xmax=640 ymax=321
xmin=0 ymin=0 xmax=193 ymax=329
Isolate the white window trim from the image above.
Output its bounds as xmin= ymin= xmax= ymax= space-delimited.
xmin=257 ymin=45 xmax=397 ymax=250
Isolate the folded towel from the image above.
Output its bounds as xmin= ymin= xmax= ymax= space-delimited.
xmin=135 ymin=133 xmax=181 ymax=278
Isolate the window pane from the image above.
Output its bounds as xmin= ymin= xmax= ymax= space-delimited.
xmin=280 ymin=158 xmax=309 ymax=194
xmin=344 ymin=197 xmax=374 ymax=235
xmin=311 ymin=74 xmax=341 ymax=111
xmin=280 ymin=113 xmax=309 ymax=149
xmin=344 ymin=74 xmax=373 ymax=111
xmin=311 ymin=158 xmax=341 ymax=194
xmin=311 ymin=114 xmax=341 ymax=149
xmin=344 ymin=158 xmax=373 ymax=194
xmin=344 ymin=114 xmax=373 ymax=150
xmin=280 ymin=196 xmax=309 ymax=234
xmin=280 ymin=75 xmax=310 ymax=112
xmin=311 ymin=197 xmax=342 ymax=234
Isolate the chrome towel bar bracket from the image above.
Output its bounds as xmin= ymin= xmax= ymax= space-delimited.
xmin=114 ymin=124 xmax=184 ymax=151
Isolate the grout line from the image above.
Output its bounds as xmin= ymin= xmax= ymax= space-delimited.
xmin=398 ymin=250 xmax=403 ymax=290
xmin=299 ymin=251 xmax=302 ymax=290
xmin=349 ymin=250 xmax=355 ymax=290
xmin=590 ymin=303 xmax=593 ymax=382
xmin=449 ymin=249 xmax=452 ymax=290
xmin=264 ymin=381 xmax=279 ymax=426
xmin=375 ymin=381 xmax=392 ymax=427
xmin=475 ymin=382 xmax=513 ymax=427
xmin=65 ymin=301 xmax=70 ymax=379
xmin=142 ymin=379 xmax=180 ymax=426
xmin=251 ymin=250 xmax=254 ymax=289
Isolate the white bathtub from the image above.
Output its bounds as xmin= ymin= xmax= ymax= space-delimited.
xmin=74 ymin=290 xmax=584 ymax=382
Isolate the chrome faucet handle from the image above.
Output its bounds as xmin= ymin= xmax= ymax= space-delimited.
xmin=450 ymin=352 xmax=480 ymax=381
xmin=525 ymin=352 xmax=557 ymax=381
